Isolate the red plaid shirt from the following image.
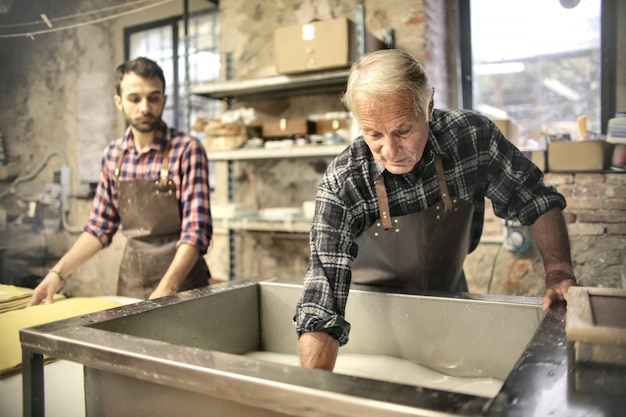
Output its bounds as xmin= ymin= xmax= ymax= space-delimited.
xmin=84 ymin=122 xmax=212 ymax=252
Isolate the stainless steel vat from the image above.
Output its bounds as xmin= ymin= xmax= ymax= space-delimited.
xmin=20 ymin=280 xmax=624 ymax=417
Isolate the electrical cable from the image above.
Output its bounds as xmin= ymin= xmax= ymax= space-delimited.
xmin=0 ymin=0 xmax=175 ymax=38
xmin=0 ymin=150 xmax=67 ymax=199
xmin=0 ymin=0 xmax=158 ymax=28
xmin=486 ymin=241 xmax=503 ymax=294
xmin=0 ymin=149 xmax=83 ymax=233
xmin=62 ymin=212 xmax=83 ymax=234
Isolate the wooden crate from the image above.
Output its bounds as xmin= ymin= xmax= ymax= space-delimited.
xmin=566 ymin=286 xmax=626 ymax=366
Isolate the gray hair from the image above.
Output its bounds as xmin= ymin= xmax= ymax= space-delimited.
xmin=341 ymin=49 xmax=433 ymax=121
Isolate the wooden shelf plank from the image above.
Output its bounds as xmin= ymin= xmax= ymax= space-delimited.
xmin=206 ymin=144 xmax=348 ymax=161
xmin=190 ymin=69 xmax=350 ymax=101
xmin=213 ymin=217 xmax=311 ymax=233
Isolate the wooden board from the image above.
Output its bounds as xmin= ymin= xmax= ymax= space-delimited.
xmin=566 ymin=286 xmax=626 ymax=366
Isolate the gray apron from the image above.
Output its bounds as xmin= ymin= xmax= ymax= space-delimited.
xmin=114 ymin=137 xmax=209 ymax=299
xmin=351 ymin=155 xmax=474 ymax=292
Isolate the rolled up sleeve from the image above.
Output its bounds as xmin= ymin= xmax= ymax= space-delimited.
xmin=177 ymin=138 xmax=212 ymax=253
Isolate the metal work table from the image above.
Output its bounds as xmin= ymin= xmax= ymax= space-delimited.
xmin=20 ymin=280 xmax=626 ymax=417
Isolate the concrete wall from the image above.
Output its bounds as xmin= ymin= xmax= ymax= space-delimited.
xmin=0 ymin=0 xmax=216 ymax=295
xmin=0 ymin=0 xmax=624 ymax=298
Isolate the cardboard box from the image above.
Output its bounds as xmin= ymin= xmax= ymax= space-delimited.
xmin=262 ymin=118 xmax=315 ymax=138
xmin=274 ymin=17 xmax=383 ymax=75
xmin=547 ymin=140 xmax=612 ymax=172
xmin=314 ymin=118 xmax=349 ymax=134
xmin=493 ymin=119 xmax=520 ymax=146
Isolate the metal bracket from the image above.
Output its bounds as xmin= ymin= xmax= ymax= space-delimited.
xmin=355 ymin=3 xmax=366 ymax=57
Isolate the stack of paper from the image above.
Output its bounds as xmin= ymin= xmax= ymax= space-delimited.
xmin=0 ymin=284 xmax=64 ymax=314
xmin=0 ymin=296 xmax=124 ymax=375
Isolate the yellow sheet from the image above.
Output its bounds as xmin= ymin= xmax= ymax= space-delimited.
xmin=0 ymin=284 xmax=64 ymax=314
xmin=0 ymin=297 xmax=123 ymax=375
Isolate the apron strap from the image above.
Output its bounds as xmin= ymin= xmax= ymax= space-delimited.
xmin=160 ymin=140 xmax=171 ymax=188
xmin=114 ymin=149 xmax=127 ymax=180
xmin=114 ymin=132 xmax=172 ymax=187
xmin=374 ymin=176 xmax=393 ymax=230
xmin=433 ymin=155 xmax=453 ymax=212
xmin=374 ymin=154 xmax=453 ymax=229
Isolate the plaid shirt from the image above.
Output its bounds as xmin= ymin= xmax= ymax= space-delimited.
xmin=295 ymin=108 xmax=566 ymax=346
xmin=84 ymin=121 xmax=212 ymax=252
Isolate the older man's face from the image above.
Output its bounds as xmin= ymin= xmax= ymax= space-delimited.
xmin=354 ymin=92 xmax=433 ymax=175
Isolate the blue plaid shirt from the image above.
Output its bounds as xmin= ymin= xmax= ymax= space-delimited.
xmin=294 ymin=108 xmax=566 ymax=346
xmin=84 ymin=121 xmax=212 ymax=253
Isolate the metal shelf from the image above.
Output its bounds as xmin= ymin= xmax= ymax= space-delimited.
xmin=213 ymin=216 xmax=311 ymax=234
xmin=190 ymin=69 xmax=350 ymax=101
xmin=206 ymin=143 xmax=348 ymax=161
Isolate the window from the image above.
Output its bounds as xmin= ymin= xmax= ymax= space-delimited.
xmin=461 ymin=0 xmax=615 ymax=144
xmin=124 ymin=10 xmax=221 ymax=131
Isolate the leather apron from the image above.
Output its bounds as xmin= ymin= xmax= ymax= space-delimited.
xmin=114 ymin=136 xmax=209 ymax=299
xmin=351 ymin=155 xmax=474 ymax=292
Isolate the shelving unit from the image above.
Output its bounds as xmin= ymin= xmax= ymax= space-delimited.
xmin=197 ymin=69 xmax=351 ymax=279
xmin=197 ymin=5 xmax=368 ymax=280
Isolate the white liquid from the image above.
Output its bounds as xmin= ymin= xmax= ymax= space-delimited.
xmin=244 ymin=351 xmax=503 ymax=398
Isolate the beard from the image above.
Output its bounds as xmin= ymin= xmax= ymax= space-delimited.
xmin=120 ymin=104 xmax=163 ymax=133
xmin=128 ymin=114 xmax=162 ymax=133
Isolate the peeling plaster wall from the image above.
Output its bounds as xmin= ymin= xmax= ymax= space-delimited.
xmin=0 ymin=0 xmax=215 ymax=296
xmin=217 ymin=0 xmax=437 ymax=82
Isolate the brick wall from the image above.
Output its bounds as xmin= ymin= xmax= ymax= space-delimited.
xmin=548 ymin=173 xmax=626 ymax=234
xmin=547 ymin=172 xmax=626 ymax=288
xmin=465 ymin=172 xmax=626 ymax=297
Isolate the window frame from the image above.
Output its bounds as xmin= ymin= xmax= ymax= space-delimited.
xmin=459 ymin=0 xmax=617 ymax=134
xmin=122 ymin=8 xmax=220 ymax=131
